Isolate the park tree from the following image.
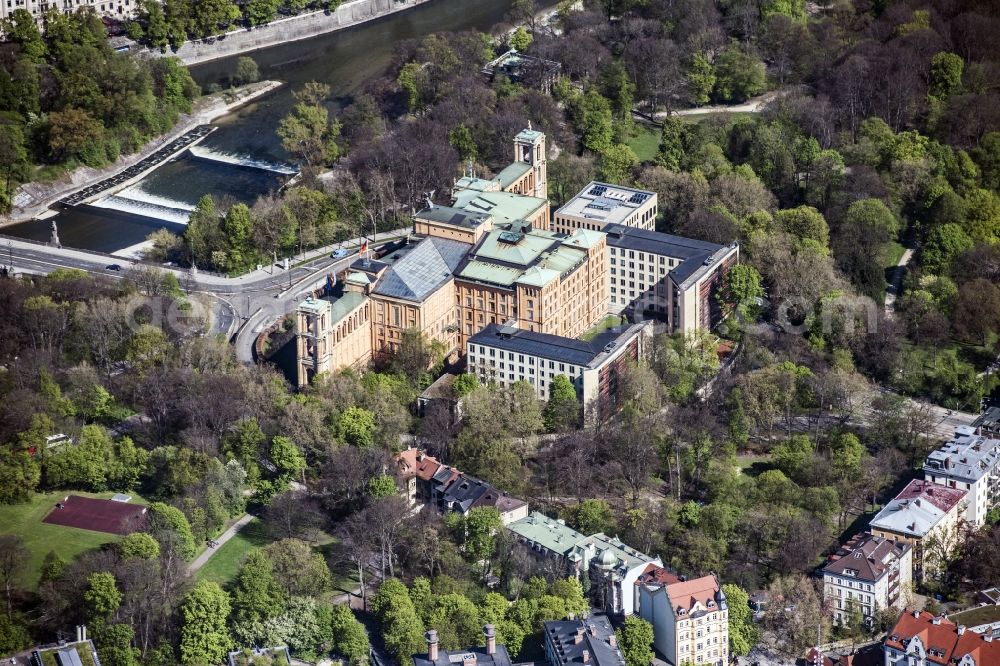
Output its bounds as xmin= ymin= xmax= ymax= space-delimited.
xmin=84 ymin=572 xmax=122 ymax=623
xmin=338 ymin=406 xmax=377 ymax=447
xmin=118 ymin=532 xmax=160 ymax=560
xmin=616 ymin=616 xmax=654 ymax=666
xmin=576 ymin=89 xmax=614 ymax=154
xmin=330 ymin=603 xmax=370 ymax=665
xmin=0 ymin=535 xmax=28 ymax=615
xmin=952 ymin=278 xmax=1000 ymax=345
xmin=231 ymin=550 xmax=287 ymax=626
xmin=510 ymin=26 xmax=532 ymax=52
xmin=0 ymin=448 xmax=40 ymax=503
xmin=929 ymin=52 xmax=963 ymax=99
xmin=922 ymin=223 xmax=972 ymax=274
xmin=189 ymin=0 xmax=240 ymax=38
xmin=180 ymin=581 xmax=233 ymax=666
xmin=687 ymin=53 xmax=715 ymax=105
xmin=270 ymin=435 xmax=306 ymax=482
xmin=245 ymin=0 xmax=280 ymax=26
xmin=655 ymin=117 xmax=686 ymax=171
xmin=233 ymin=57 xmax=261 ymax=86
xmin=713 ymin=43 xmax=765 ymax=103
xmin=600 ymin=144 xmax=638 ymax=184
xmin=544 ymin=374 xmax=581 ymax=433
xmin=373 ymin=579 xmax=425 ymax=664
xmin=264 ymin=538 xmax=333 ymax=597
xmin=148 ymin=502 xmax=197 ymax=559
xmin=278 ymin=82 xmax=341 ymax=172
xmin=722 ymin=583 xmax=758 ymax=656
xmin=368 ymin=474 xmax=398 ymax=499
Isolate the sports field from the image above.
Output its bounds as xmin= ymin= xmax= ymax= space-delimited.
xmin=0 ymin=490 xmax=148 ymax=589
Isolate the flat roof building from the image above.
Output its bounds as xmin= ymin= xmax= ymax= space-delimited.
xmin=467 ymin=320 xmax=651 ymax=418
xmin=413 ymin=626 xmax=514 ymax=666
xmin=923 ymin=425 xmax=1000 ymax=526
xmin=552 ymin=182 xmax=657 ymax=235
xmin=604 ymin=223 xmax=738 ymax=332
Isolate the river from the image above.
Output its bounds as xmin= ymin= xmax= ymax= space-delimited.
xmin=5 ymin=0 xmax=521 ymax=255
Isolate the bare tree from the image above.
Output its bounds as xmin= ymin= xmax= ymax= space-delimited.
xmin=0 ymin=535 xmax=27 ymax=615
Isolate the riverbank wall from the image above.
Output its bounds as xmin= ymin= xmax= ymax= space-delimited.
xmin=152 ymin=0 xmax=433 ymax=66
xmin=5 ymin=80 xmax=284 ymax=225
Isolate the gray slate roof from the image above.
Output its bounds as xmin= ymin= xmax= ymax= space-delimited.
xmin=469 ymin=323 xmax=601 ymax=366
xmin=544 ymin=615 xmax=625 ymax=666
xmin=603 ymin=223 xmax=731 ymax=285
xmin=372 ymin=237 xmax=470 ymax=302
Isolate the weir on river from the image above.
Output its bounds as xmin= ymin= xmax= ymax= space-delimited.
xmin=4 ymin=0 xmax=532 ymax=254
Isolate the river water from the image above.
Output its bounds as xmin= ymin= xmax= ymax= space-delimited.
xmin=6 ymin=0 xmax=520 ymax=254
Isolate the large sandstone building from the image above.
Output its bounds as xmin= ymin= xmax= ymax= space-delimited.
xmin=296 ymin=128 xmax=738 ymax=389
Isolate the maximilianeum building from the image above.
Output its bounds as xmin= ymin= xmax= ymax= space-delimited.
xmin=296 ymin=128 xmax=739 ymax=396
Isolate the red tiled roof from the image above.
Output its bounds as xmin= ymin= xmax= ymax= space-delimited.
xmin=395 ymin=448 xmax=443 ymax=482
xmin=664 ymin=575 xmax=721 ymax=614
xmin=894 ymin=479 xmax=966 ymax=513
xmin=636 ymin=564 xmax=681 ymax=586
xmin=885 ymin=610 xmax=1000 ymax=665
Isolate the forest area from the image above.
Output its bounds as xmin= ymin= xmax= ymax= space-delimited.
xmin=2 ymin=0 xmax=1000 ymax=663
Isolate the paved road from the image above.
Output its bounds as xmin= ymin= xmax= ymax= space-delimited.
xmin=2 ymin=227 xmax=408 ymax=346
xmin=187 ymin=513 xmax=255 ymax=574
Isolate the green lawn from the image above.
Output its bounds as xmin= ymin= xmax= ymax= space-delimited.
xmin=581 ymin=315 xmax=626 ymax=341
xmin=0 ymin=490 xmax=147 ymax=589
xmin=627 ymin=125 xmax=661 ymax=163
xmin=197 ymin=517 xmax=274 ymax=586
xmin=197 ymin=520 xmax=357 ymax=594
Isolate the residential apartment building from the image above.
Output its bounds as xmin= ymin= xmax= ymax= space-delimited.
xmin=884 ymin=610 xmax=1000 ymax=666
xmin=604 ymin=224 xmax=739 ymax=331
xmin=820 ymin=533 xmax=912 ymax=627
xmin=544 ymin=615 xmax=625 ymax=666
xmin=453 ymin=222 xmax=609 ymax=348
xmin=552 ymin=182 xmax=657 ymax=234
xmin=466 ymin=320 xmax=651 ymax=416
xmin=636 ymin=566 xmax=729 ymax=666
xmin=868 ymin=480 xmax=966 ymax=582
xmin=394 ymin=448 xmax=528 ymax=524
xmin=414 ymin=626 xmax=514 ymax=666
xmin=506 ymin=512 xmax=662 ymax=616
xmin=972 ymin=407 xmax=1000 ymax=438
xmin=1 ymin=0 xmax=139 ymax=23
xmin=923 ymin=425 xmax=1000 ymax=526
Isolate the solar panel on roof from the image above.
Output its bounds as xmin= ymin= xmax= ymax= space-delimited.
xmin=588 ymin=185 xmax=607 ymax=196
xmin=628 ymin=192 xmax=649 ymax=204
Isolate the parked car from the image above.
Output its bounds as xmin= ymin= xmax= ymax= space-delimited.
xmin=331 ymin=248 xmax=352 ymax=259
xmin=105 ymin=264 xmax=123 ymax=271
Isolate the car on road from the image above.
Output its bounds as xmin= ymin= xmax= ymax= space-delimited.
xmin=105 ymin=264 xmax=123 ymax=271
xmin=330 ymin=248 xmax=352 ymax=259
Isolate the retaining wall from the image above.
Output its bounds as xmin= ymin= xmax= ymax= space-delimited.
xmin=156 ymin=0 xmax=432 ymax=66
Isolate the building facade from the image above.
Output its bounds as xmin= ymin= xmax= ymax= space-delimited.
xmin=636 ymin=567 xmax=729 ymax=666
xmin=466 ymin=320 xmax=650 ymax=416
xmin=923 ymin=425 xmax=1000 ymax=527
xmin=821 ymin=533 xmax=912 ymax=627
xmin=552 ymin=182 xmax=657 ymax=235
xmin=1 ymin=0 xmax=139 ymax=23
xmin=604 ymin=224 xmax=739 ymax=332
xmin=884 ymin=610 xmax=1000 ymax=666
xmin=868 ymin=480 xmax=966 ymax=582
xmin=453 ymin=223 xmax=608 ymax=349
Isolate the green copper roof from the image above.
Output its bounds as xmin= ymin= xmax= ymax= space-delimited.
xmin=453 ymin=190 xmax=547 ymax=225
xmin=563 ymin=228 xmax=605 ymax=249
xmin=454 ymin=176 xmax=499 ymax=192
xmin=539 ymin=246 xmax=586 ymax=274
xmin=328 ymin=291 xmax=367 ymax=324
xmin=494 ymin=162 xmax=533 ymax=188
xmin=459 ymin=260 xmax=521 ymax=287
xmin=346 ymin=271 xmax=372 ymax=285
xmin=475 ymin=228 xmax=559 ymax=266
xmin=509 ymin=511 xmax=586 ymax=556
xmin=516 ymin=128 xmax=545 ymax=143
xmin=516 ymin=266 xmax=561 ymax=287
xmin=299 ymin=297 xmax=327 ymax=314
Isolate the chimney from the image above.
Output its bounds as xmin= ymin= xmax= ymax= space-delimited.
xmin=463 ymin=655 xmax=477 ymax=666
xmin=985 ymin=636 xmax=994 ymax=642
xmin=957 ymin=625 xmax=966 ymax=635
xmin=484 ymin=625 xmax=497 ymax=655
xmin=608 ymin=635 xmax=617 ymax=648
xmin=575 ymin=627 xmax=585 ymax=645
xmin=426 ymin=630 xmax=439 ymax=661
xmin=81 ymin=625 xmax=86 ymax=642
xmin=582 ymin=650 xmax=590 ymax=663
xmin=76 ymin=626 xmax=82 ymax=642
